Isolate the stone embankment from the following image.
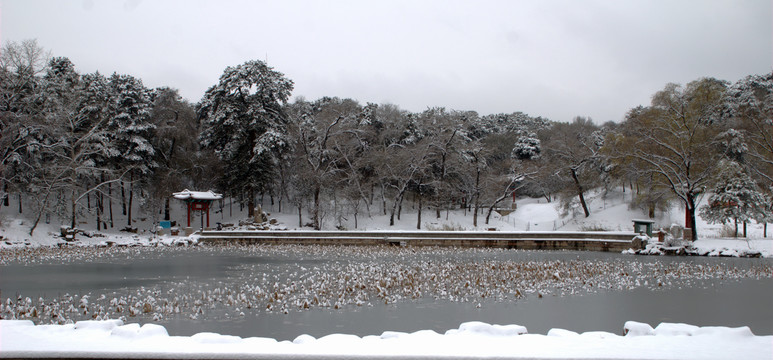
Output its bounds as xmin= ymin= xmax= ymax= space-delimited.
xmin=198 ymin=230 xmax=642 ymax=252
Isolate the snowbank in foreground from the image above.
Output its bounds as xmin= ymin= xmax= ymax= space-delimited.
xmin=1 ymin=319 xmax=770 ymax=359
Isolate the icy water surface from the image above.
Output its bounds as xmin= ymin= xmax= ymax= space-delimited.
xmin=1 ymin=244 xmax=771 ymax=340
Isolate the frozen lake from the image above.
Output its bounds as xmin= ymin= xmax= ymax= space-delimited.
xmin=1 ymin=245 xmax=771 ymax=340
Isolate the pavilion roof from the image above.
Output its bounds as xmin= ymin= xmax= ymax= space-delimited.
xmin=172 ymin=189 xmax=223 ymax=201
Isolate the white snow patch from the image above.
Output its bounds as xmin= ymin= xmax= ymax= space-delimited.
xmin=2 ymin=319 xmax=770 ymax=359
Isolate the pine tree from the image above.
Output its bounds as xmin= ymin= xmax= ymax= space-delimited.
xmin=512 ymin=133 xmax=541 ymax=160
xmin=107 ymin=73 xmax=156 ymax=227
xmin=699 ymin=160 xmax=768 ymax=237
xmin=27 ymin=58 xmax=119 ymax=233
xmin=198 ymin=60 xmax=293 ymax=217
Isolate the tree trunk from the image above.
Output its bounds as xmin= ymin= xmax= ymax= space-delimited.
xmin=164 ymin=197 xmax=170 ymax=220
xmin=473 ymin=169 xmax=480 ymax=227
xmin=70 ymin=189 xmax=77 ymax=229
xmin=298 ymin=203 xmax=303 ymax=227
xmin=29 ymin=191 xmax=52 ymax=236
xmin=570 ymin=168 xmax=590 ymax=217
xmin=381 ymin=183 xmax=387 ymax=215
xmin=248 ymin=189 xmax=255 ymax=218
xmin=734 ymin=217 xmax=738 ymax=238
xmin=389 ymin=194 xmax=402 ymax=227
xmin=97 ymin=192 xmax=102 ymax=231
xmin=127 ymin=173 xmax=133 ymax=227
xmin=485 ymin=198 xmax=506 ymax=225
xmin=2 ymin=182 xmax=8 ymax=206
xmin=743 ymin=220 xmax=747 ymax=238
xmin=121 ymin=181 xmax=126 ymax=216
xmin=686 ymin=195 xmax=698 ymax=240
xmin=542 ymin=190 xmax=551 ymax=203
xmin=417 ymin=190 xmax=422 ymax=230
xmin=313 ymin=186 xmax=321 ymax=230
xmin=18 ymin=193 xmax=22 ymax=213
xmin=108 ymin=182 xmax=114 ymax=228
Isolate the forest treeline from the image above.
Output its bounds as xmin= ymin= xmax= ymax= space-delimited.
xmin=1 ymin=40 xmax=771 ymax=238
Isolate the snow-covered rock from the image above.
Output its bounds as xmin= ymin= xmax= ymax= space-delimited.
xmin=445 ymin=321 xmax=528 ymax=336
xmin=624 ymin=321 xmax=655 ymax=336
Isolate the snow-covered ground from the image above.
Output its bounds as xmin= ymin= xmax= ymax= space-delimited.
xmin=2 ymin=188 xmax=770 ymax=256
xmin=2 ymin=318 xmax=771 ymax=360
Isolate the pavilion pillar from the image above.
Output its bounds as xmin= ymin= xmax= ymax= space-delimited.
xmin=187 ymin=203 xmax=191 ymax=227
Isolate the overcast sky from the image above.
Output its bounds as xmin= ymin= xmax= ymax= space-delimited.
xmin=1 ymin=0 xmax=771 ymax=123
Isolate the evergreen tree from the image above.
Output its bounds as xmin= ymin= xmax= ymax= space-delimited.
xmin=198 ymin=60 xmax=293 ymax=217
xmin=27 ymin=58 xmax=119 ymax=233
xmin=107 ymin=73 xmax=156 ymax=227
xmin=107 ymin=73 xmax=155 ymax=174
xmin=721 ymin=72 xmax=772 ymax=183
xmin=149 ymin=87 xmax=204 ymax=221
xmin=1 ymin=40 xmax=49 ymax=211
xmin=512 ymin=133 xmax=541 ymax=160
xmin=699 ymin=160 xmax=768 ymax=237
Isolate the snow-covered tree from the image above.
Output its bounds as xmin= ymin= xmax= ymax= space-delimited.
xmin=362 ymin=105 xmax=433 ymax=226
xmin=198 ymin=60 xmax=293 ymax=217
xmin=24 ymin=59 xmax=124 ymax=234
xmin=699 ymin=160 xmax=768 ymax=237
xmin=0 ymin=40 xmax=50 ymax=211
xmin=512 ymin=133 xmax=541 ymax=160
xmin=720 ymin=73 xmax=773 ymax=237
xmin=107 ymin=73 xmax=155 ymax=174
xmin=77 ymin=71 xmax=119 ymax=230
xmin=286 ymin=97 xmax=364 ymax=229
xmin=413 ymin=108 xmax=471 ymax=227
xmin=107 ymin=73 xmax=156 ymax=227
xmin=721 ymin=72 xmax=772 ymax=183
xmin=606 ymin=78 xmax=728 ymax=240
xmin=541 ymin=116 xmax=603 ymax=218
xmin=148 ymin=87 xmax=211 ymax=222
xmin=716 ymin=128 xmax=748 ymax=164
xmin=0 ymin=39 xmax=49 ymax=115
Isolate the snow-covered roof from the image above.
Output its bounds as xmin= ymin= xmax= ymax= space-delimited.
xmin=631 ymin=219 xmax=655 ymax=224
xmin=172 ymin=189 xmax=223 ymax=201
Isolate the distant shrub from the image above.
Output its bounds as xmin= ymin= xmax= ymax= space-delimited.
xmin=718 ymin=224 xmax=737 ymax=238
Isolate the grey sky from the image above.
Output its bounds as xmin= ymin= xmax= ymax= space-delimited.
xmin=1 ymin=0 xmax=771 ymax=123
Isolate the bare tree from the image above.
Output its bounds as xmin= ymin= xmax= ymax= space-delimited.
xmin=287 ymin=97 xmax=363 ymax=229
xmin=541 ymin=117 xmax=603 ymax=218
xmin=606 ymin=78 xmax=728 ymax=239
